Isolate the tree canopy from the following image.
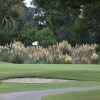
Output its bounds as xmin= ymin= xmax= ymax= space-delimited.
xmin=0 ymin=0 xmax=100 ymax=45
xmin=0 ymin=0 xmax=25 ymax=34
xmin=32 ymin=0 xmax=100 ymax=44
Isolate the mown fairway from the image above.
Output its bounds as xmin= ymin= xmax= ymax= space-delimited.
xmin=0 ymin=64 xmax=100 ymax=93
xmin=43 ymin=90 xmax=100 ymax=100
xmin=0 ymin=81 xmax=100 ymax=93
xmin=0 ymin=64 xmax=100 ymax=81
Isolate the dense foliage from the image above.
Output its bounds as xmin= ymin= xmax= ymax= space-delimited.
xmin=0 ymin=41 xmax=99 ymax=64
xmin=32 ymin=0 xmax=100 ymax=44
xmin=0 ymin=0 xmax=25 ymax=45
xmin=0 ymin=0 xmax=100 ymax=46
xmin=0 ymin=0 xmax=100 ymax=64
xmin=0 ymin=0 xmax=25 ymax=34
xmin=35 ymin=27 xmax=56 ymax=47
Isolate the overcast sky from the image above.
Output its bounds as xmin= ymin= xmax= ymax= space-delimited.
xmin=24 ymin=0 xmax=32 ymax=7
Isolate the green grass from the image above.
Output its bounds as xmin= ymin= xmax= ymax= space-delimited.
xmin=42 ymin=90 xmax=100 ymax=100
xmin=0 ymin=64 xmax=100 ymax=81
xmin=0 ymin=81 xmax=100 ymax=93
xmin=0 ymin=64 xmax=100 ymax=93
xmin=0 ymin=61 xmax=10 ymax=64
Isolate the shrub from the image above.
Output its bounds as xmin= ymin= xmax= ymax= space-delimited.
xmin=0 ymin=50 xmax=10 ymax=62
xmin=0 ymin=46 xmax=10 ymax=62
xmin=98 ymin=53 xmax=100 ymax=64
xmin=9 ymin=52 xmax=27 ymax=64
xmin=95 ymin=45 xmax=100 ymax=53
xmin=65 ymin=55 xmax=73 ymax=64
xmin=35 ymin=27 xmax=56 ymax=47
xmin=91 ymin=52 xmax=99 ymax=64
xmin=72 ymin=44 xmax=97 ymax=64
xmin=0 ymin=41 xmax=99 ymax=64
xmin=58 ymin=41 xmax=71 ymax=55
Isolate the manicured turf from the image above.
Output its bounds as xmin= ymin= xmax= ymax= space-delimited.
xmin=0 ymin=64 xmax=100 ymax=93
xmin=0 ymin=64 xmax=100 ymax=81
xmin=42 ymin=90 xmax=100 ymax=100
xmin=0 ymin=81 xmax=100 ymax=93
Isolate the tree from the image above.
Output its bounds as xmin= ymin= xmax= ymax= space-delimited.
xmin=73 ymin=1 xmax=100 ymax=44
xmin=32 ymin=0 xmax=100 ymax=44
xmin=0 ymin=0 xmax=25 ymax=34
xmin=35 ymin=27 xmax=56 ymax=47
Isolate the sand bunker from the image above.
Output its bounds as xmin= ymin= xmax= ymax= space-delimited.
xmin=2 ymin=78 xmax=74 ymax=83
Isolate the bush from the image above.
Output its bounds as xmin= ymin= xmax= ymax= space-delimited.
xmin=65 ymin=55 xmax=73 ymax=64
xmin=90 ymin=52 xmax=99 ymax=64
xmin=0 ymin=41 xmax=99 ymax=64
xmin=0 ymin=50 xmax=10 ymax=62
xmin=9 ymin=52 xmax=27 ymax=64
xmin=35 ymin=27 xmax=56 ymax=47
xmin=95 ymin=45 xmax=100 ymax=53
xmin=98 ymin=53 xmax=100 ymax=64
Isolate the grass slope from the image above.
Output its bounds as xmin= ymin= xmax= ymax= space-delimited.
xmin=43 ymin=90 xmax=100 ymax=100
xmin=0 ymin=64 xmax=100 ymax=81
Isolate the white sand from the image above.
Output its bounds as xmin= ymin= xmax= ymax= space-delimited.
xmin=2 ymin=78 xmax=74 ymax=83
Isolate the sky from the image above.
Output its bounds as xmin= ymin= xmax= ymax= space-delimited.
xmin=24 ymin=0 xmax=33 ymax=7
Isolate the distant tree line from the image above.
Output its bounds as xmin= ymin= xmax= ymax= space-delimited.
xmin=0 ymin=0 xmax=100 ymax=46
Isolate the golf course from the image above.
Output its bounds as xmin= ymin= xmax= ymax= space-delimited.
xmin=0 ymin=64 xmax=100 ymax=100
xmin=0 ymin=0 xmax=100 ymax=99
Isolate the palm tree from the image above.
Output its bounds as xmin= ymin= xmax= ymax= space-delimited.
xmin=0 ymin=0 xmax=25 ymax=34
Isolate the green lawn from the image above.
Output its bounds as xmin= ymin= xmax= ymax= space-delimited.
xmin=0 ymin=64 xmax=100 ymax=93
xmin=0 ymin=64 xmax=100 ymax=81
xmin=0 ymin=81 xmax=100 ymax=93
xmin=42 ymin=90 xmax=100 ymax=100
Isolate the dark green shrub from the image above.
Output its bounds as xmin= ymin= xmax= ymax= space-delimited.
xmin=0 ymin=50 xmax=10 ymax=62
xmin=9 ymin=52 xmax=27 ymax=64
xmin=95 ymin=45 xmax=100 ymax=53
xmin=61 ymin=48 xmax=71 ymax=55
xmin=35 ymin=27 xmax=56 ymax=47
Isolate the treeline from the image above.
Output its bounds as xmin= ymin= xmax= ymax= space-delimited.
xmin=0 ymin=0 xmax=100 ymax=46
